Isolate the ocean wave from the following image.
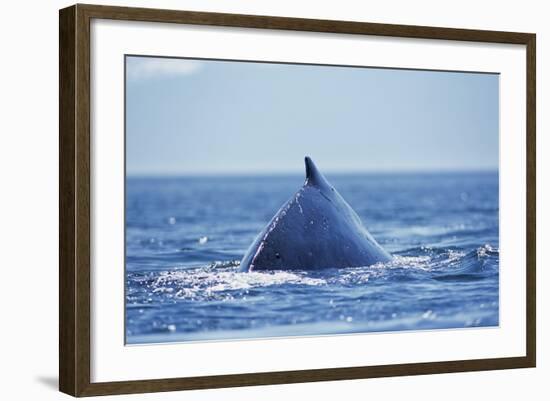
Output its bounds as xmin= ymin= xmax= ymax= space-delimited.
xmin=130 ymin=268 xmax=326 ymax=302
xmin=126 ymin=245 xmax=498 ymax=304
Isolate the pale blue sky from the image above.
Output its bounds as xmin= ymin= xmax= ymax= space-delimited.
xmin=126 ymin=56 xmax=499 ymax=176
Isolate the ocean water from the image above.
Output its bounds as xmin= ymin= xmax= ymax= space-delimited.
xmin=125 ymin=172 xmax=499 ymax=344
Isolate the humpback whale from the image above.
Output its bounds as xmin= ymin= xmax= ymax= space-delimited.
xmin=239 ymin=157 xmax=391 ymax=272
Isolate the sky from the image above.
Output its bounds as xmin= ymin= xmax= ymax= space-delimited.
xmin=126 ymin=56 xmax=499 ymax=176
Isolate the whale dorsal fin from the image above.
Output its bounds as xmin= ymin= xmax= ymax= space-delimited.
xmin=304 ymin=156 xmax=330 ymax=188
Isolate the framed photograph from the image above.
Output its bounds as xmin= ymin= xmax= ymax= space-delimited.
xmin=59 ymin=4 xmax=536 ymax=397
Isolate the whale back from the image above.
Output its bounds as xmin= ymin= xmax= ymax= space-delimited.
xmin=239 ymin=157 xmax=391 ymax=271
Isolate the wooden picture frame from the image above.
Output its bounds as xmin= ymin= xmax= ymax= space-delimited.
xmin=59 ymin=3 xmax=536 ymax=397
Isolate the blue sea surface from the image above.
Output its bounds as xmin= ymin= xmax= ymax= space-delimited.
xmin=125 ymin=172 xmax=499 ymax=344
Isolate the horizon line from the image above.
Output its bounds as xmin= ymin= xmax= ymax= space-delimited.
xmin=126 ymin=167 xmax=499 ymax=178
